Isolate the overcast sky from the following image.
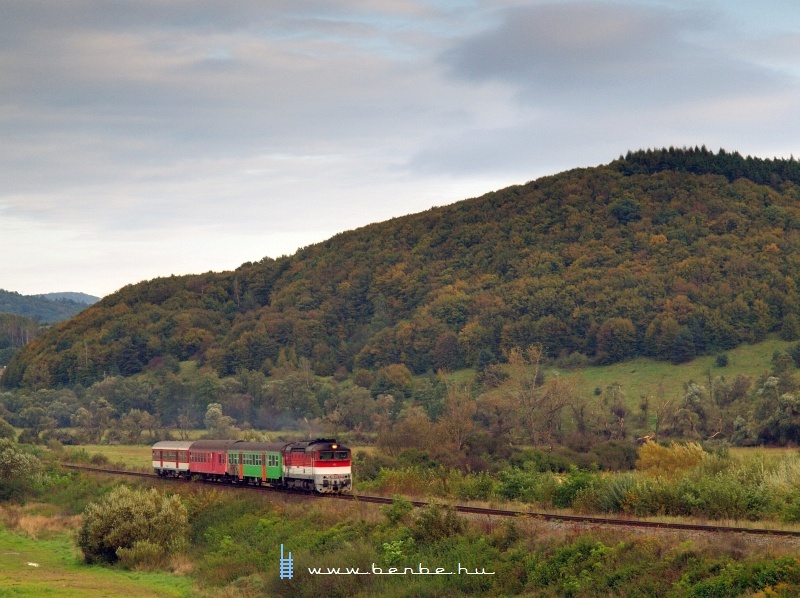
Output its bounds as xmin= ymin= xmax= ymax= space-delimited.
xmin=4 ymin=0 xmax=800 ymax=298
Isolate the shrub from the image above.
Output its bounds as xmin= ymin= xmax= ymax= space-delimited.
xmin=0 ymin=439 xmax=43 ymax=500
xmin=116 ymin=540 xmax=168 ymax=570
xmin=89 ymin=452 xmax=110 ymax=466
xmin=456 ymin=471 xmax=497 ymax=501
xmin=592 ymin=474 xmax=637 ymax=513
xmin=381 ymin=495 xmax=413 ymax=526
xmin=16 ymin=429 xmax=39 ymax=445
xmin=587 ymin=441 xmax=639 ymax=471
xmin=715 ymin=353 xmax=730 ymax=367
xmin=636 ymin=441 xmax=706 ymax=478
xmin=352 ymin=451 xmax=397 ymax=482
xmin=411 ymin=503 xmax=464 ymax=544
xmin=497 ymin=467 xmax=549 ymax=502
xmin=78 ymin=485 xmax=188 ymax=567
xmin=554 ymin=468 xmax=598 ymax=509
xmin=788 ymin=343 xmax=800 ymax=368
xmin=0 ymin=417 xmax=15 ymax=440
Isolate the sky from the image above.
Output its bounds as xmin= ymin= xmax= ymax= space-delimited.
xmin=4 ymin=0 xmax=800 ymax=298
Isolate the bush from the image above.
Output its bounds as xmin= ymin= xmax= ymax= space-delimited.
xmin=587 ymin=441 xmax=639 ymax=471
xmin=89 ymin=453 xmax=110 ymax=466
xmin=715 ymin=353 xmax=730 ymax=367
xmin=78 ymin=485 xmax=188 ymax=567
xmin=381 ymin=495 xmax=413 ymax=526
xmin=0 ymin=417 xmax=15 ymax=440
xmin=0 ymin=439 xmax=43 ymax=500
xmin=411 ymin=503 xmax=464 ymax=544
xmin=456 ymin=471 xmax=497 ymax=501
xmin=352 ymin=451 xmax=397 ymax=482
xmin=554 ymin=468 xmax=598 ymax=509
xmin=16 ymin=429 xmax=39 ymax=445
xmin=636 ymin=441 xmax=706 ymax=478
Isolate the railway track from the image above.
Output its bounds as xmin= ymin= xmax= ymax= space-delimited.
xmin=62 ymin=463 xmax=800 ymax=539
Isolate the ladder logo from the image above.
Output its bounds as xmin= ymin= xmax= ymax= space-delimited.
xmin=279 ymin=544 xmax=293 ymax=580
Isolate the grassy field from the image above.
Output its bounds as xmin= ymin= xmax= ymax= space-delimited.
xmin=547 ymin=336 xmax=794 ymax=408
xmin=0 ymin=526 xmax=194 ymax=597
xmin=69 ymin=445 xmax=153 ymax=469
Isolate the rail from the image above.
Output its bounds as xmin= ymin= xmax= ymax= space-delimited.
xmin=61 ymin=464 xmax=800 ymax=538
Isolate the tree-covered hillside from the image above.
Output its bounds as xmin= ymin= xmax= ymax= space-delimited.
xmin=5 ymin=148 xmax=800 ymax=389
xmin=0 ymin=289 xmax=92 ymax=323
xmin=37 ymin=292 xmax=100 ymax=305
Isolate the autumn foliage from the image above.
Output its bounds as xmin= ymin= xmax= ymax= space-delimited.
xmin=6 ymin=148 xmax=800 ymax=390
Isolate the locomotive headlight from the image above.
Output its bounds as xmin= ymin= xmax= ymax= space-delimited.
xmin=332 ymin=444 xmax=338 ymax=449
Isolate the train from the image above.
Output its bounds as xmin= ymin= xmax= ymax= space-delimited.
xmin=151 ymin=438 xmax=352 ymax=493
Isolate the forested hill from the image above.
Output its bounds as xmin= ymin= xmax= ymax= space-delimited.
xmin=5 ymin=148 xmax=800 ymax=389
xmin=37 ymin=292 xmax=100 ymax=306
xmin=0 ymin=289 xmax=93 ymax=323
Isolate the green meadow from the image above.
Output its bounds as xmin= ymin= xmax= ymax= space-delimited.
xmin=0 ymin=526 xmax=194 ymax=597
xmin=551 ymin=336 xmax=794 ymax=409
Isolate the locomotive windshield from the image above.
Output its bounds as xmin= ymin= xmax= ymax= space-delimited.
xmin=318 ymin=450 xmax=350 ymax=460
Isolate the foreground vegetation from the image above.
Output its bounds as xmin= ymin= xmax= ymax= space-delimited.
xmin=0 ymin=502 xmax=193 ymax=598
xmin=4 ymin=446 xmax=800 ymax=597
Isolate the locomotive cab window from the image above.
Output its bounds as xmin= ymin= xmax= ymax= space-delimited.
xmin=336 ymin=451 xmax=349 ymax=460
xmin=319 ymin=451 xmax=334 ymax=460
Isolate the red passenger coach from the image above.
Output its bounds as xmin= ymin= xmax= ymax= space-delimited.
xmin=189 ymin=439 xmax=240 ymax=480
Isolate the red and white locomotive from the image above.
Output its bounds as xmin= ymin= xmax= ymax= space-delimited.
xmin=282 ymin=438 xmax=352 ymax=493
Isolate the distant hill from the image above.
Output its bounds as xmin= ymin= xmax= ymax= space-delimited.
xmin=0 ymin=289 xmax=92 ymax=324
xmin=6 ymin=147 xmax=800 ymax=389
xmin=37 ymin=292 xmax=100 ymax=305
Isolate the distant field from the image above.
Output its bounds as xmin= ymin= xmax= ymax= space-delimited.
xmin=73 ymin=445 xmax=153 ymax=469
xmin=546 ymin=336 xmax=794 ymax=408
xmin=0 ymin=527 xmax=194 ymax=597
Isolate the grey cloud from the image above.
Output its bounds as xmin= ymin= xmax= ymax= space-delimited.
xmin=0 ymin=1 xmax=463 ymax=210
xmin=442 ymin=2 xmax=782 ymax=108
xmin=404 ymin=1 xmax=800 ymax=178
